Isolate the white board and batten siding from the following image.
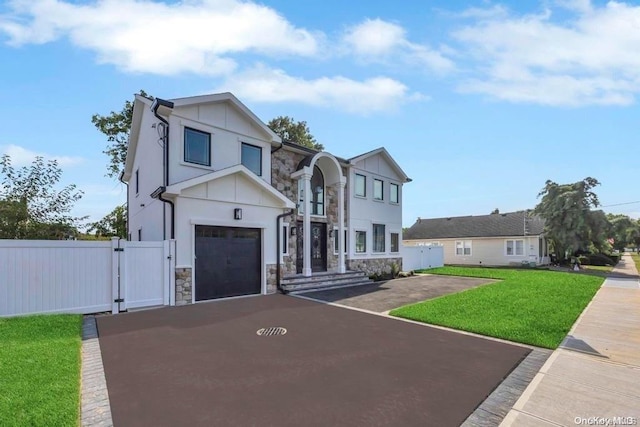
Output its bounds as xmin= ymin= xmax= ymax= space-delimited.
xmin=0 ymin=238 xmax=175 ymax=317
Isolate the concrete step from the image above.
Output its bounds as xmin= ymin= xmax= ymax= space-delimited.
xmin=281 ymin=271 xmax=367 ymax=285
xmin=286 ymin=279 xmax=375 ymax=294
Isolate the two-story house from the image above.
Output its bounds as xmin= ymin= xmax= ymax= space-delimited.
xmin=122 ymin=92 xmax=410 ymax=305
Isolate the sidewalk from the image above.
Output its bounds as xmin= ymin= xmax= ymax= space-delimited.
xmin=501 ymin=253 xmax=640 ymax=426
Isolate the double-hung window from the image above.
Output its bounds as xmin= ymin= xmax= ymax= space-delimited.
xmin=373 ymin=179 xmax=383 ymax=201
xmin=373 ymin=224 xmax=385 ymax=252
xmin=241 ymin=143 xmax=262 ymax=176
xmin=455 ymin=240 xmax=472 ymax=256
xmin=355 ymin=231 xmax=367 ymax=253
xmin=355 ymin=174 xmax=366 ymax=197
xmin=390 ymin=183 xmax=399 ymax=204
xmin=390 ymin=233 xmax=399 ymax=253
xmin=506 ymin=239 xmax=524 ymax=256
xmin=184 ymin=127 xmax=211 ymax=166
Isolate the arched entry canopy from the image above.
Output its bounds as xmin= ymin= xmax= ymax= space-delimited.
xmin=291 ymin=152 xmax=347 ymax=276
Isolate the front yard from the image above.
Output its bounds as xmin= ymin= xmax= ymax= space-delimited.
xmin=390 ymin=267 xmax=603 ymax=349
xmin=0 ymin=314 xmax=82 ymax=426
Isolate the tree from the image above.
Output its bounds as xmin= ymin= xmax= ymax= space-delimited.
xmin=534 ymin=177 xmax=601 ymax=261
xmin=267 ymin=116 xmax=323 ymax=150
xmin=0 ymin=155 xmax=84 ymax=239
xmin=88 ymin=204 xmax=127 ymax=238
xmin=92 ymin=90 xmax=151 ymax=179
xmin=606 ymin=213 xmax=637 ymax=251
xmin=490 ymin=208 xmax=500 ymax=214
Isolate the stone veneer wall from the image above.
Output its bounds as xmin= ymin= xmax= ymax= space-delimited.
xmin=266 ymin=263 xmax=279 ymax=294
xmin=347 ymin=257 xmax=403 ymax=277
xmin=175 ymin=267 xmax=193 ymax=305
xmin=272 ymin=149 xmax=304 ymax=276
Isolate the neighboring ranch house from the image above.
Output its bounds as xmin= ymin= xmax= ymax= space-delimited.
xmin=123 ymin=92 xmax=410 ymax=304
xmin=403 ymin=211 xmax=550 ymax=266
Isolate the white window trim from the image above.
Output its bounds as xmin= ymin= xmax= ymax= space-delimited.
xmin=372 ymin=223 xmax=386 ymax=253
xmin=390 ymin=231 xmax=400 ymax=253
xmin=354 ymin=173 xmax=367 ymax=198
xmin=280 ymin=223 xmax=289 ymax=261
xmin=390 ymin=182 xmax=400 ymax=204
xmin=355 ymin=229 xmax=367 ymax=254
xmin=333 ymin=227 xmax=348 ymax=255
xmin=505 ymin=239 xmax=525 ymax=256
xmin=373 ymin=178 xmax=384 ymax=201
xmin=455 ymin=240 xmax=472 ymax=256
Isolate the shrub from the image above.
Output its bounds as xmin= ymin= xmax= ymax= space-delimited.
xmin=580 ymin=253 xmax=615 ymax=266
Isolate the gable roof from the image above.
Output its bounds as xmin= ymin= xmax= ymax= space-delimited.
xmin=163 ymin=164 xmax=295 ymax=209
xmin=170 ymin=92 xmax=281 ymax=143
xmin=404 ymin=211 xmax=545 ymax=240
xmin=348 ymin=147 xmax=411 ymax=183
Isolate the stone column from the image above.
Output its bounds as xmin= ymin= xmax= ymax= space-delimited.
xmin=337 ymin=178 xmax=346 ymax=274
xmin=302 ymin=172 xmax=312 ymax=277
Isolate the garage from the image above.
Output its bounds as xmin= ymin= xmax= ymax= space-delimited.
xmin=195 ymin=225 xmax=261 ymax=301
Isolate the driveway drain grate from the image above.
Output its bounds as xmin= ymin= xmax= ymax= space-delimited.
xmin=256 ymin=327 xmax=287 ymax=336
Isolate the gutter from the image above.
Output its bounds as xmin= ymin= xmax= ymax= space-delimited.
xmin=271 ymin=142 xmax=284 ymax=154
xmin=276 ymin=209 xmax=295 ymax=294
xmin=151 ymin=98 xmax=175 ymax=239
xmin=118 ymin=171 xmax=130 ymax=240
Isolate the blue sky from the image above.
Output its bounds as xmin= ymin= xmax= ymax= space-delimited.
xmin=1 ymin=0 xmax=638 ymax=228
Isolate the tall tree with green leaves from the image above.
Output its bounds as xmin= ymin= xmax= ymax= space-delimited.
xmin=92 ymin=90 xmax=151 ymax=179
xmin=88 ymin=204 xmax=127 ymax=238
xmin=267 ymin=116 xmax=323 ymax=150
xmin=534 ymin=177 xmax=601 ymax=260
xmin=0 ymin=155 xmax=84 ymax=239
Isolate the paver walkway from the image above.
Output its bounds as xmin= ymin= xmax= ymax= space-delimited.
xmin=501 ymin=253 xmax=640 ymax=426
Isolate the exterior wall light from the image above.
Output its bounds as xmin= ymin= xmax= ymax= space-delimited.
xmin=234 ymin=208 xmax=242 ymax=220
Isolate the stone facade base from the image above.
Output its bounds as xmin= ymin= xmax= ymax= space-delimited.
xmin=175 ymin=267 xmax=193 ymax=305
xmin=266 ymin=263 xmax=279 ymax=294
xmin=347 ymin=257 xmax=403 ymax=278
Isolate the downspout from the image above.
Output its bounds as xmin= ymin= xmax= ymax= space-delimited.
xmin=276 ymin=209 xmax=295 ymax=294
xmin=118 ymin=171 xmax=130 ymax=240
xmin=151 ymin=98 xmax=175 ymax=239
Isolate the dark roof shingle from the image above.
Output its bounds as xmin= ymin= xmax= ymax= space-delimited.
xmin=404 ymin=211 xmax=545 ymax=240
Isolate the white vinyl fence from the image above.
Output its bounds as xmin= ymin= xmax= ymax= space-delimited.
xmin=401 ymin=245 xmax=444 ymax=271
xmin=0 ymin=238 xmax=175 ymax=317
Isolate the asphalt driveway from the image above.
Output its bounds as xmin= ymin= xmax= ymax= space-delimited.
xmin=97 ymin=294 xmax=529 ymax=427
xmin=301 ymin=274 xmax=496 ymax=312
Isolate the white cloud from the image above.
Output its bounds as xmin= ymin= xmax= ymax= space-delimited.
xmin=343 ymin=18 xmax=454 ymax=73
xmin=453 ymin=1 xmax=640 ymax=106
xmin=0 ymin=0 xmax=320 ymax=75
xmin=218 ymin=65 xmax=424 ymax=114
xmin=1 ymin=144 xmax=84 ymax=167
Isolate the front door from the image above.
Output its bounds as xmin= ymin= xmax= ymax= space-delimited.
xmin=296 ymin=222 xmax=327 ymax=273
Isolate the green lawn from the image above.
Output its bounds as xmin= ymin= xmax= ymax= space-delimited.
xmin=631 ymin=253 xmax=640 ymax=273
xmin=0 ymin=314 xmax=82 ymax=426
xmin=390 ymin=267 xmax=603 ymax=349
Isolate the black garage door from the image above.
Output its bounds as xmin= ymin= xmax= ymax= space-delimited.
xmin=195 ymin=225 xmax=261 ymax=301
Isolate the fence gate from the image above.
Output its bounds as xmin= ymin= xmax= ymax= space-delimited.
xmin=113 ymin=239 xmax=176 ymax=314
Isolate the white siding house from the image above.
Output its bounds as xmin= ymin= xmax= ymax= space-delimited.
xmin=123 ymin=92 xmax=411 ymax=305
